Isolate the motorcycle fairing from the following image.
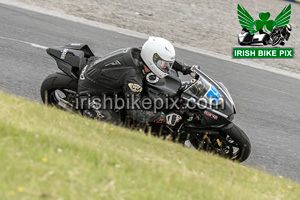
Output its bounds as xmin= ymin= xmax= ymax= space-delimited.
xmin=238 ymin=32 xmax=254 ymax=45
xmin=62 ymin=44 xmax=94 ymax=58
xmin=46 ymin=44 xmax=94 ymax=78
xmin=143 ymin=69 xmax=181 ymax=98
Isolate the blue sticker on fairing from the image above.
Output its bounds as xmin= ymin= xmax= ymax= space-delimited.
xmin=206 ymin=86 xmax=221 ymax=104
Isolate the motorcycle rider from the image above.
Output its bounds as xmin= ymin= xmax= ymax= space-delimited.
xmin=270 ymin=24 xmax=292 ymax=46
xmin=78 ymin=36 xmax=193 ymax=126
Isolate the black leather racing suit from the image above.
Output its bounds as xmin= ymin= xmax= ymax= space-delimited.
xmin=78 ymin=47 xmax=191 ymax=124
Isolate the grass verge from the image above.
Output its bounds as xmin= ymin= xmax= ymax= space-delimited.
xmin=0 ymin=91 xmax=299 ymax=200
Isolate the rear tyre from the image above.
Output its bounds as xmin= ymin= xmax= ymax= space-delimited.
xmin=40 ymin=72 xmax=78 ymax=106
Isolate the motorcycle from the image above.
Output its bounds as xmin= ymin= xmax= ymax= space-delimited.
xmin=238 ymin=28 xmax=270 ymax=46
xmin=270 ymin=26 xmax=292 ymax=46
xmin=41 ymin=43 xmax=251 ymax=162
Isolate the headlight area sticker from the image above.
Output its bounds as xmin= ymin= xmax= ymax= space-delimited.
xmin=205 ymin=85 xmax=221 ymax=104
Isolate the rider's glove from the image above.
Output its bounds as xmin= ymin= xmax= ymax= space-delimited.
xmin=190 ymin=72 xmax=197 ymax=79
xmin=181 ymin=63 xmax=192 ymax=75
xmin=166 ymin=113 xmax=182 ymax=126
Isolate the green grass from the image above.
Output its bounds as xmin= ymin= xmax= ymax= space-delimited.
xmin=0 ymin=91 xmax=299 ymax=200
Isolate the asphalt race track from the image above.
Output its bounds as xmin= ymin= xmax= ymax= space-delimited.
xmin=1 ymin=3 xmax=300 ymax=183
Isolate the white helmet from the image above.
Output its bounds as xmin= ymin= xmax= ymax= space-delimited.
xmin=141 ymin=37 xmax=175 ymax=78
xmin=286 ymin=24 xmax=292 ymax=32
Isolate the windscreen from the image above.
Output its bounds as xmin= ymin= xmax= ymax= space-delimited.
xmin=183 ymin=76 xmax=222 ymax=105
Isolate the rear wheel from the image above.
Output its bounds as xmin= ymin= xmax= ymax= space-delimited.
xmin=40 ymin=72 xmax=78 ymax=107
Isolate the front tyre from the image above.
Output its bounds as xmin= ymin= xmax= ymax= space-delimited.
xmin=272 ymin=36 xmax=282 ymax=46
xmin=219 ymin=124 xmax=251 ymax=162
xmin=190 ymin=123 xmax=251 ymax=162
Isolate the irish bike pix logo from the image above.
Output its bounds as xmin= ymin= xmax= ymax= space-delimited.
xmin=233 ymin=4 xmax=294 ymax=59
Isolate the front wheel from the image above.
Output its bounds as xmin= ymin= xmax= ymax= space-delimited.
xmin=190 ymin=123 xmax=251 ymax=162
xmin=272 ymin=36 xmax=282 ymax=46
xmin=219 ymin=124 xmax=251 ymax=162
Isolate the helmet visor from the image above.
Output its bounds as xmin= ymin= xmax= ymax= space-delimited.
xmin=153 ymin=53 xmax=174 ymax=74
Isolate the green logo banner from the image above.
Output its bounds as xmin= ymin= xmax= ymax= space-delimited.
xmin=233 ymin=48 xmax=293 ymax=58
